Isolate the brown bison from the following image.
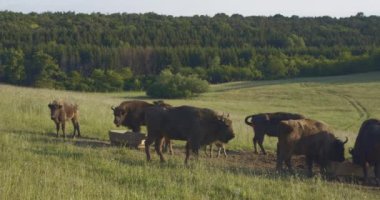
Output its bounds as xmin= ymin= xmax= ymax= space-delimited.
xmin=205 ymin=141 xmax=227 ymax=158
xmin=111 ymin=100 xmax=173 ymax=152
xmin=244 ymin=112 xmax=305 ymax=154
xmin=48 ymin=99 xmax=80 ymax=138
xmin=349 ymin=119 xmax=380 ymax=185
xmin=111 ymin=100 xmax=172 ymax=132
xmin=144 ymin=106 xmax=235 ymax=164
xmin=276 ymin=119 xmax=347 ymax=176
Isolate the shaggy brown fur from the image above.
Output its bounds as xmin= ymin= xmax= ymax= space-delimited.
xmin=349 ymin=119 xmax=380 ymax=185
xmin=111 ymin=100 xmax=173 ymax=153
xmin=276 ymin=119 xmax=347 ymax=176
xmin=48 ymin=99 xmax=80 ymax=138
xmin=144 ymin=106 xmax=235 ymax=164
xmin=244 ymin=112 xmax=305 ymax=154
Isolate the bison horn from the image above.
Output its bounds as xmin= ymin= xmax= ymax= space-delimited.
xmin=343 ymin=136 xmax=348 ymax=144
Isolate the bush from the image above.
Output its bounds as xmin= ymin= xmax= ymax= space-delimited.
xmin=90 ymin=69 xmax=124 ymax=92
xmin=146 ymin=70 xmax=209 ymax=98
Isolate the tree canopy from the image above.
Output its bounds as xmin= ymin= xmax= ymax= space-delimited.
xmin=0 ymin=11 xmax=379 ymax=92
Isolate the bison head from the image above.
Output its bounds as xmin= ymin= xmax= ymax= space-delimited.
xmin=216 ymin=114 xmax=235 ymax=143
xmin=111 ymin=106 xmax=127 ymax=127
xmin=48 ymin=101 xmax=63 ymax=121
xmin=349 ymin=147 xmax=362 ymax=165
xmin=329 ymin=137 xmax=348 ymax=162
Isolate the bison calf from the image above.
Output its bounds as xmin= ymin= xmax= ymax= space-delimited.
xmin=205 ymin=141 xmax=227 ymax=158
xmin=48 ymin=99 xmax=80 ymax=138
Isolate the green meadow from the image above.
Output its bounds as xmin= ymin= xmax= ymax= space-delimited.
xmin=1 ymin=72 xmax=380 ymax=199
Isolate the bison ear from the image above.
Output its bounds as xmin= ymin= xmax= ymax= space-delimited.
xmin=111 ymin=106 xmax=115 ymax=111
xmin=48 ymin=103 xmax=52 ymax=108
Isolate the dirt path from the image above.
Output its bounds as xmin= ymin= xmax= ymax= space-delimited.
xmin=300 ymin=83 xmax=369 ymax=130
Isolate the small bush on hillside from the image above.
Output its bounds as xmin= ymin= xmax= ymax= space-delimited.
xmin=146 ymin=69 xmax=209 ymax=98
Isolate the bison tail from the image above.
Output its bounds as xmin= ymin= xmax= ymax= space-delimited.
xmin=245 ymin=115 xmax=254 ymax=126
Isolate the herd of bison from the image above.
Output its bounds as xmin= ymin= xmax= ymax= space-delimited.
xmin=47 ymin=99 xmax=380 ymax=186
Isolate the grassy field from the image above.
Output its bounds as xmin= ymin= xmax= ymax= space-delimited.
xmin=1 ymin=72 xmax=380 ymax=199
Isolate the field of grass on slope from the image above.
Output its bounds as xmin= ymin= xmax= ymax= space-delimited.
xmin=1 ymin=72 xmax=380 ymax=199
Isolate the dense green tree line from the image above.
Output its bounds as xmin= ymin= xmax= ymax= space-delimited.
xmin=0 ymin=11 xmax=380 ymax=92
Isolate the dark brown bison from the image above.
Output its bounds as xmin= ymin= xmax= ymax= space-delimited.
xmin=276 ymin=119 xmax=347 ymax=176
xmin=144 ymin=106 xmax=235 ymax=164
xmin=244 ymin=112 xmax=305 ymax=154
xmin=111 ymin=100 xmax=172 ymax=132
xmin=48 ymin=99 xmax=80 ymax=138
xmin=205 ymin=141 xmax=227 ymax=158
xmin=111 ymin=100 xmax=173 ymax=152
xmin=349 ymin=119 xmax=380 ymax=185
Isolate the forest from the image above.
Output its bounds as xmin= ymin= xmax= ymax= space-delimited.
xmin=0 ymin=11 xmax=380 ymax=93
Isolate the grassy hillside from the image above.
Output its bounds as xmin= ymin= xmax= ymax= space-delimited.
xmin=1 ymin=72 xmax=380 ymax=199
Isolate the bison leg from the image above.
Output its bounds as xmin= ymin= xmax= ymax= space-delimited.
xmin=131 ymin=124 xmax=141 ymax=133
xmin=276 ymin=143 xmax=286 ymax=171
xmin=168 ymin=139 xmax=173 ymax=155
xmin=72 ymin=119 xmax=80 ymax=138
xmin=209 ymin=144 xmax=213 ymax=158
xmin=285 ymin=157 xmax=293 ymax=173
xmin=319 ymin=161 xmax=329 ymax=178
xmin=76 ymin=123 xmax=81 ymax=137
xmin=162 ymin=138 xmax=173 ymax=155
xmin=185 ymin=142 xmax=191 ymax=165
xmin=362 ymin=162 xmax=369 ymax=184
xmin=375 ymin=162 xmax=380 ymax=186
xmin=145 ymin=138 xmax=154 ymax=161
xmin=277 ymin=141 xmax=294 ymax=173
xmin=204 ymin=145 xmax=208 ymax=156
xmin=191 ymin=143 xmax=200 ymax=161
xmin=222 ymin=146 xmax=227 ymax=158
xmin=257 ymin=136 xmax=267 ymax=155
xmin=253 ymin=136 xmax=258 ymax=154
xmin=155 ymin=138 xmax=165 ymax=163
xmin=306 ymin=156 xmax=314 ymax=177
xmin=55 ymin=122 xmax=60 ymax=137
xmin=217 ymin=146 xmax=222 ymax=158
xmin=61 ymin=123 xmax=66 ymax=138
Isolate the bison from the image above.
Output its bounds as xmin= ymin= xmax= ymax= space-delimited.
xmin=144 ymin=106 xmax=235 ymax=164
xmin=205 ymin=141 xmax=227 ymax=158
xmin=349 ymin=119 xmax=380 ymax=185
xmin=48 ymin=99 xmax=80 ymax=138
xmin=112 ymin=100 xmax=155 ymax=132
xmin=244 ymin=112 xmax=305 ymax=154
xmin=111 ymin=100 xmax=173 ymax=153
xmin=276 ymin=119 xmax=347 ymax=176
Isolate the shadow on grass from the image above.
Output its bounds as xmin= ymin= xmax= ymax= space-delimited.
xmin=1 ymin=128 xmax=111 ymax=149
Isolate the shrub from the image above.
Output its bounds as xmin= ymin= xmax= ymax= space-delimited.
xmin=146 ymin=70 xmax=209 ymax=98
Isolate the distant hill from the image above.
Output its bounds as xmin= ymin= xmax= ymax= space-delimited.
xmin=0 ymin=11 xmax=379 ymax=91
